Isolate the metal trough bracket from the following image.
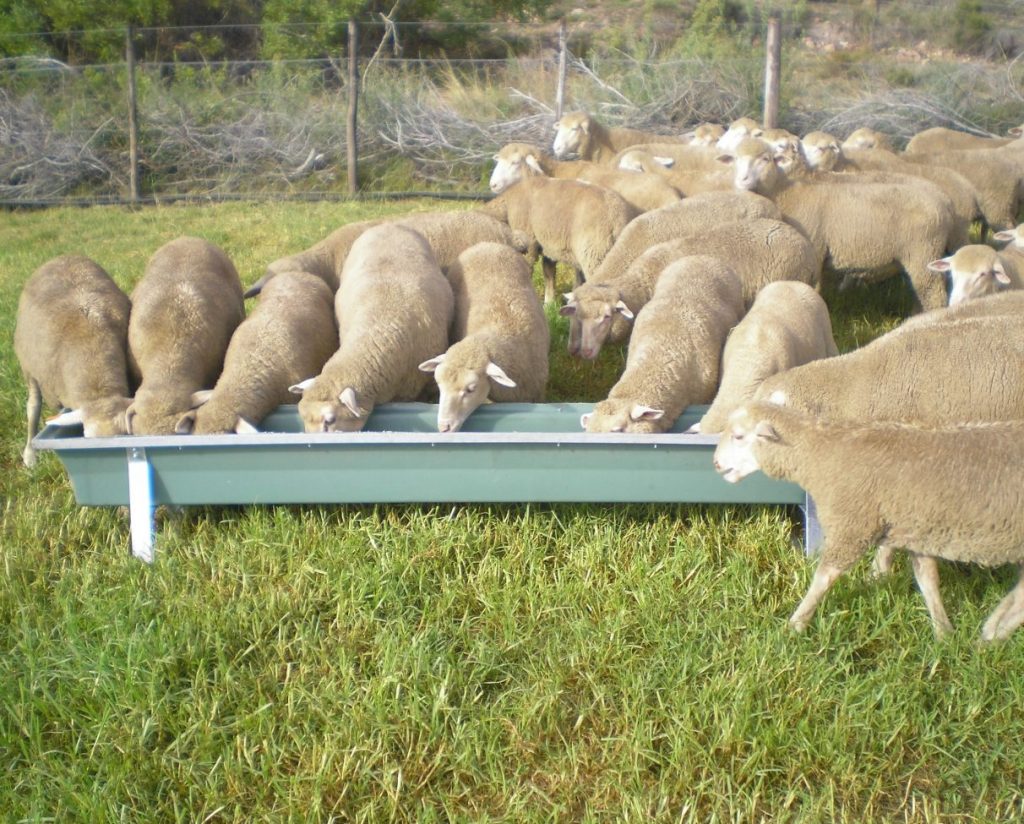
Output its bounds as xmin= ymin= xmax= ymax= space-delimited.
xmin=802 ymin=493 xmax=822 ymax=556
xmin=127 ymin=447 xmax=155 ymax=563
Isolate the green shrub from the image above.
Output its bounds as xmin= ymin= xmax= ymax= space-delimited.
xmin=950 ymin=0 xmax=992 ymax=55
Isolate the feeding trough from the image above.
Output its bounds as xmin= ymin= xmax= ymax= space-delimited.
xmin=31 ymin=402 xmax=818 ymax=563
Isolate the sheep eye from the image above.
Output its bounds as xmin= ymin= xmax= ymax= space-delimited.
xmin=466 ymin=383 xmax=477 ymax=394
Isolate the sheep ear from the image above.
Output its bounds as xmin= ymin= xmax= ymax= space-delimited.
xmin=339 ymin=386 xmax=367 ymax=418
xmin=754 ymin=420 xmax=780 ymax=442
xmin=525 ymin=154 xmax=544 ymax=175
xmin=47 ymin=409 xmax=84 ymax=427
xmin=629 ymin=405 xmax=664 ymax=422
xmin=174 ymin=410 xmax=196 ymax=435
xmin=418 ymin=355 xmax=445 ymax=373
xmin=580 ymin=413 xmax=591 ymax=429
xmin=234 ymin=417 xmax=259 ymax=434
xmin=994 ymin=262 xmax=1011 ymax=285
xmin=559 ymin=295 xmax=577 ymax=317
xmin=485 ymin=361 xmax=516 ymax=387
xmin=926 ymin=258 xmax=952 ymax=274
xmin=125 ymin=406 xmax=137 ymax=435
xmin=716 ymin=154 xmax=735 ymax=165
xmin=1009 ymin=127 xmax=1022 ymax=137
xmin=189 ymin=389 xmax=214 ymax=408
xmin=614 ymin=300 xmax=634 ymax=320
xmin=685 ymin=421 xmax=701 ymax=434
xmin=653 ymin=156 xmax=675 ymax=167
xmin=992 ymin=230 xmax=1015 ymax=243
xmin=289 ymin=377 xmax=316 ymax=396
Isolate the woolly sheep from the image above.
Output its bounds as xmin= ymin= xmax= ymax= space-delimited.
xmin=561 ymin=216 xmax=821 ymax=359
xmin=682 ymin=122 xmax=726 ymax=146
xmin=479 ymin=175 xmax=638 ymax=304
xmin=489 ymin=142 xmax=680 ymax=212
xmin=552 ymin=111 xmax=682 ymax=163
xmin=716 ymin=116 xmax=764 ymax=152
xmin=695 ymin=282 xmax=838 ymax=435
xmin=581 ymin=255 xmax=744 ymax=434
xmin=905 ymin=124 xmax=1024 ymax=154
xmin=126 ymin=236 xmax=245 ymax=435
xmin=418 ymin=242 xmax=549 ymax=432
xmin=616 ymin=148 xmax=735 ymax=197
xmin=291 ymin=224 xmax=453 ymax=433
xmin=174 ymin=271 xmax=338 ymax=435
xmin=840 ymin=127 xmax=895 ymax=152
xmin=993 ymin=222 xmax=1024 ymax=271
xmin=715 ymin=401 xmax=1024 ymax=641
xmin=14 ymin=255 xmax=134 ymax=466
xmin=720 ymin=137 xmax=956 ymax=312
xmin=926 ymin=243 xmax=1022 ymax=306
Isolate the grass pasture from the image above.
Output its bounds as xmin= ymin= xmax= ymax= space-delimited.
xmin=1 ymin=201 xmax=1023 ymax=822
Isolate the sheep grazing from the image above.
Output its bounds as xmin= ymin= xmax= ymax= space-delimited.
xmin=905 ymin=124 xmax=1024 ymax=154
xmin=14 ymin=255 xmax=134 ymax=466
xmin=489 ymin=142 xmax=680 ymax=212
xmin=479 ymin=175 xmax=638 ymax=304
xmin=291 ymin=224 xmax=453 ymax=433
xmin=561 ymin=216 xmax=821 ymax=359
xmin=715 ymin=116 xmax=764 ymax=153
xmin=581 ymin=255 xmax=744 ymax=434
xmin=174 ymin=271 xmax=339 ymax=435
xmin=927 ymin=244 xmax=1022 ymax=306
xmin=695 ymin=282 xmax=838 ymax=435
xmin=720 ymin=137 xmax=956 ymax=312
xmin=715 ymin=401 xmax=1024 ymax=641
xmin=418 ymin=242 xmax=549 ymax=433
xmin=552 ymin=111 xmax=682 ymax=163
xmin=126 ymin=236 xmax=245 ymax=435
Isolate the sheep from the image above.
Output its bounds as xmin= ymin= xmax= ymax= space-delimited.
xmin=681 ymin=122 xmax=726 ymax=146
xmin=616 ymin=148 xmax=735 ymax=197
xmin=993 ymin=222 xmax=1024 ymax=271
xmin=126 ymin=236 xmax=245 ymax=435
xmin=489 ymin=142 xmax=681 ymax=212
xmin=14 ymin=255 xmax=134 ymax=466
xmin=719 ymin=137 xmax=957 ymax=312
xmin=552 ymin=111 xmax=682 ymax=163
xmin=905 ymin=124 xmax=1024 ymax=154
xmin=694 ymin=282 xmax=838 ymax=435
xmin=290 ymin=224 xmax=453 ymax=433
xmin=800 ymin=131 xmax=981 ymax=249
xmin=714 ymin=401 xmax=1024 ymax=641
xmin=581 ymin=255 xmax=744 ymax=434
xmin=173 ymin=271 xmax=338 ymax=435
xmin=561 ymin=216 xmax=822 ymax=360
xmin=760 ymin=128 xmax=803 ymax=173
xmin=251 ymin=209 xmax=526 ymax=298
xmin=612 ymin=142 xmax=724 ymax=178
xmin=840 ymin=127 xmax=895 ymax=152
xmin=479 ymin=175 xmax=638 ymax=304
xmin=715 ymin=116 xmax=764 ymax=153
xmin=926 ymin=244 xmax=1022 ymax=306
xmin=417 ymin=242 xmax=549 ymax=433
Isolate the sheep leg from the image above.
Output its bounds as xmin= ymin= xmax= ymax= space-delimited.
xmin=980 ymin=563 xmax=1024 ymax=642
xmin=789 ymin=559 xmax=848 ymax=632
xmin=908 ymin=553 xmax=954 ymax=639
xmin=23 ymin=378 xmax=42 ymax=468
xmin=541 ymin=256 xmax=557 ymax=305
xmin=905 ymin=259 xmax=952 ymax=312
xmin=872 ymin=544 xmax=897 ymax=578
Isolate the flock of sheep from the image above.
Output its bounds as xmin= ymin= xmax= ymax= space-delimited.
xmin=13 ymin=110 xmax=1024 ymax=641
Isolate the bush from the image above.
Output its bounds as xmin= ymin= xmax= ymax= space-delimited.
xmin=950 ymin=0 xmax=992 ymax=55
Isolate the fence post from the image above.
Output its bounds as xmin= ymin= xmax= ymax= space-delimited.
xmin=347 ymin=19 xmax=359 ymax=195
xmin=555 ymin=18 xmax=568 ymax=121
xmin=763 ymin=14 xmax=782 ymax=130
xmin=125 ymin=25 xmax=140 ymax=203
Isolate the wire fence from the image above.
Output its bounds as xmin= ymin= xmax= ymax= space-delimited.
xmin=1 ymin=13 xmax=1023 ymax=207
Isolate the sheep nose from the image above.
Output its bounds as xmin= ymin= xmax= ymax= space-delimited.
xmin=439 ymin=421 xmax=453 ymax=433
xmin=713 ymin=458 xmax=722 ymax=471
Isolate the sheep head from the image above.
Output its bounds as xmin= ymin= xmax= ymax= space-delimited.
xmin=713 ymin=405 xmax=781 ymax=483
xmin=553 ymin=111 xmax=591 ymax=160
xmin=489 ymin=143 xmax=545 ymax=193
xmin=580 ymin=398 xmax=665 ymax=434
xmin=927 ymin=245 xmax=1012 ymax=306
xmin=560 ymin=284 xmax=633 ymax=360
xmin=419 ymin=343 xmax=516 ymax=433
xmin=800 ymin=131 xmax=842 ymax=172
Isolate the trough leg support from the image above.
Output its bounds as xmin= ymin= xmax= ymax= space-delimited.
xmin=127 ymin=447 xmax=155 ymax=564
xmin=802 ymin=492 xmax=822 ymax=556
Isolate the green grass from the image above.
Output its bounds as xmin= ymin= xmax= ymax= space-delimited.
xmin=2 ymin=202 xmax=1023 ymax=822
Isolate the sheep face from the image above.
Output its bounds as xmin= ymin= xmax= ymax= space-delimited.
xmin=800 ymin=132 xmax=842 ymax=171
xmin=993 ymin=224 xmax=1023 ymax=251
xmin=489 ymin=145 xmax=543 ymax=193
xmin=420 ymin=352 xmax=516 ymax=433
xmin=295 ymin=384 xmax=369 ymax=433
xmin=842 ymin=128 xmax=892 ymax=152
xmin=560 ymin=284 xmax=633 ymax=360
xmin=716 ymin=117 xmax=763 ymax=153
xmin=713 ymin=407 xmax=778 ymax=483
xmin=553 ymin=112 xmax=589 ymax=160
xmin=927 ymin=245 xmax=1011 ymax=306
xmin=47 ymin=396 xmax=133 ymax=438
xmin=687 ymin=122 xmax=725 ymax=146
xmin=581 ymin=399 xmax=664 ymax=433
xmin=719 ymin=138 xmax=779 ymax=194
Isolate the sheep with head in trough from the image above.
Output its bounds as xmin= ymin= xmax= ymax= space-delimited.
xmin=418 ymin=242 xmax=549 ymax=433
xmin=694 ymin=281 xmax=837 ymax=435
xmin=291 ymin=224 xmax=453 ymax=433
xmin=479 ymin=175 xmax=638 ymax=304
xmin=719 ymin=137 xmax=957 ymax=312
xmin=552 ymin=111 xmax=683 ymax=163
xmin=126 ymin=236 xmax=245 ymax=435
xmin=174 ymin=271 xmax=338 ymax=435
xmin=489 ymin=142 xmax=680 ymax=212
xmin=715 ymin=401 xmax=1024 ymax=642
xmin=562 ymin=216 xmax=821 ymax=360
xmin=926 ymin=244 xmax=1021 ymax=306
xmin=581 ymin=255 xmax=743 ymax=434
xmin=14 ymin=255 xmax=134 ymax=466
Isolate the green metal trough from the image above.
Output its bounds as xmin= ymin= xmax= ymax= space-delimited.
xmin=31 ymin=402 xmax=817 ymax=563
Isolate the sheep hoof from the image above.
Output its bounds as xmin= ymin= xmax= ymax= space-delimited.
xmin=788 ymin=616 xmax=810 ymax=633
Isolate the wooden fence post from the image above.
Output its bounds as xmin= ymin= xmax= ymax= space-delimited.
xmin=555 ymin=18 xmax=568 ymax=121
xmin=125 ymin=25 xmax=140 ymax=203
xmin=763 ymin=14 xmax=781 ymax=130
xmin=347 ymin=19 xmax=359 ymax=195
